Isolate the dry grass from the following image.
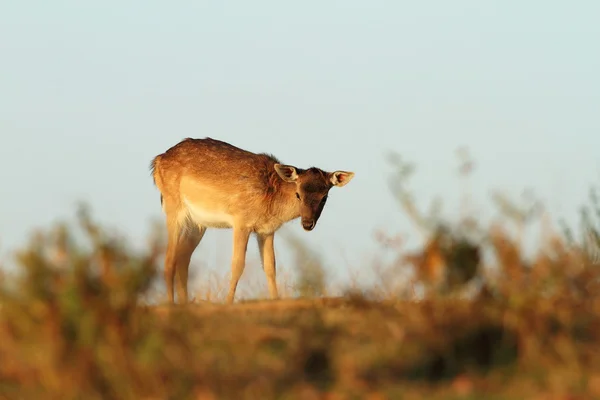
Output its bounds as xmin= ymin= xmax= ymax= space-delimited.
xmin=0 ymin=204 xmax=598 ymax=400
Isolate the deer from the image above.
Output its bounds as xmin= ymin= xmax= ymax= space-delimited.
xmin=150 ymin=137 xmax=355 ymax=304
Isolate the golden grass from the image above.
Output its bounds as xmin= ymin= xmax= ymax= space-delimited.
xmin=1 ymin=208 xmax=599 ymax=400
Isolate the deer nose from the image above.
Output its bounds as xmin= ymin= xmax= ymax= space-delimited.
xmin=302 ymin=220 xmax=316 ymax=231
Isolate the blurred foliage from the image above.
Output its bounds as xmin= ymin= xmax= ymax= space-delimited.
xmin=282 ymin=230 xmax=328 ymax=298
xmin=561 ymin=186 xmax=600 ymax=264
xmin=0 ymin=205 xmax=162 ymax=399
xmin=1 ymin=154 xmax=600 ymax=398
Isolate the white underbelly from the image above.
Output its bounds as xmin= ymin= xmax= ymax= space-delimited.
xmin=183 ymin=198 xmax=234 ymax=228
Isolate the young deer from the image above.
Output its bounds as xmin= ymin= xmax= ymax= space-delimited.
xmin=150 ymin=137 xmax=355 ymax=304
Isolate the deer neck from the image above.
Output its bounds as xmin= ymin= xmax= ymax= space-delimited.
xmin=270 ymin=181 xmax=301 ymax=224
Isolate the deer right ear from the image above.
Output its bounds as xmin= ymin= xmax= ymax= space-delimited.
xmin=330 ymin=170 xmax=355 ymax=187
xmin=274 ymin=164 xmax=299 ymax=182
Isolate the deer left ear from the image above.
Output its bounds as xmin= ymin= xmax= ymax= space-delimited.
xmin=330 ymin=171 xmax=355 ymax=187
xmin=274 ymin=164 xmax=299 ymax=182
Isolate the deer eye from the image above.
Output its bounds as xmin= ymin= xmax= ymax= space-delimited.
xmin=296 ymin=192 xmax=301 ymax=200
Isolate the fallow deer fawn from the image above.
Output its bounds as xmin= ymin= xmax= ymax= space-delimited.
xmin=150 ymin=137 xmax=355 ymax=304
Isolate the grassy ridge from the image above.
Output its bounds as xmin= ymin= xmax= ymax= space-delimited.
xmin=0 ymin=204 xmax=599 ymax=399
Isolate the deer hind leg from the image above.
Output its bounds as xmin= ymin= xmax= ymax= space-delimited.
xmin=257 ymin=233 xmax=279 ymax=300
xmin=163 ymin=208 xmax=200 ymax=304
xmin=174 ymin=225 xmax=206 ymax=304
xmin=226 ymin=226 xmax=251 ymax=304
xmin=164 ymin=217 xmax=181 ymax=304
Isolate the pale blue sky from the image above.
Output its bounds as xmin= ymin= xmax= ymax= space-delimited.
xmin=1 ymin=2 xmax=599 ymax=293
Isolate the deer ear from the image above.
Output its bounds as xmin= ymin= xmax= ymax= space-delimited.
xmin=274 ymin=164 xmax=299 ymax=182
xmin=330 ymin=170 xmax=355 ymax=187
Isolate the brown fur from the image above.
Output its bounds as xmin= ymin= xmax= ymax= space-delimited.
xmin=150 ymin=137 xmax=355 ymax=304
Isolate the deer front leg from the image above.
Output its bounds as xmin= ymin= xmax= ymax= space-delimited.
xmin=257 ymin=233 xmax=278 ymax=300
xmin=226 ymin=227 xmax=251 ymax=304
